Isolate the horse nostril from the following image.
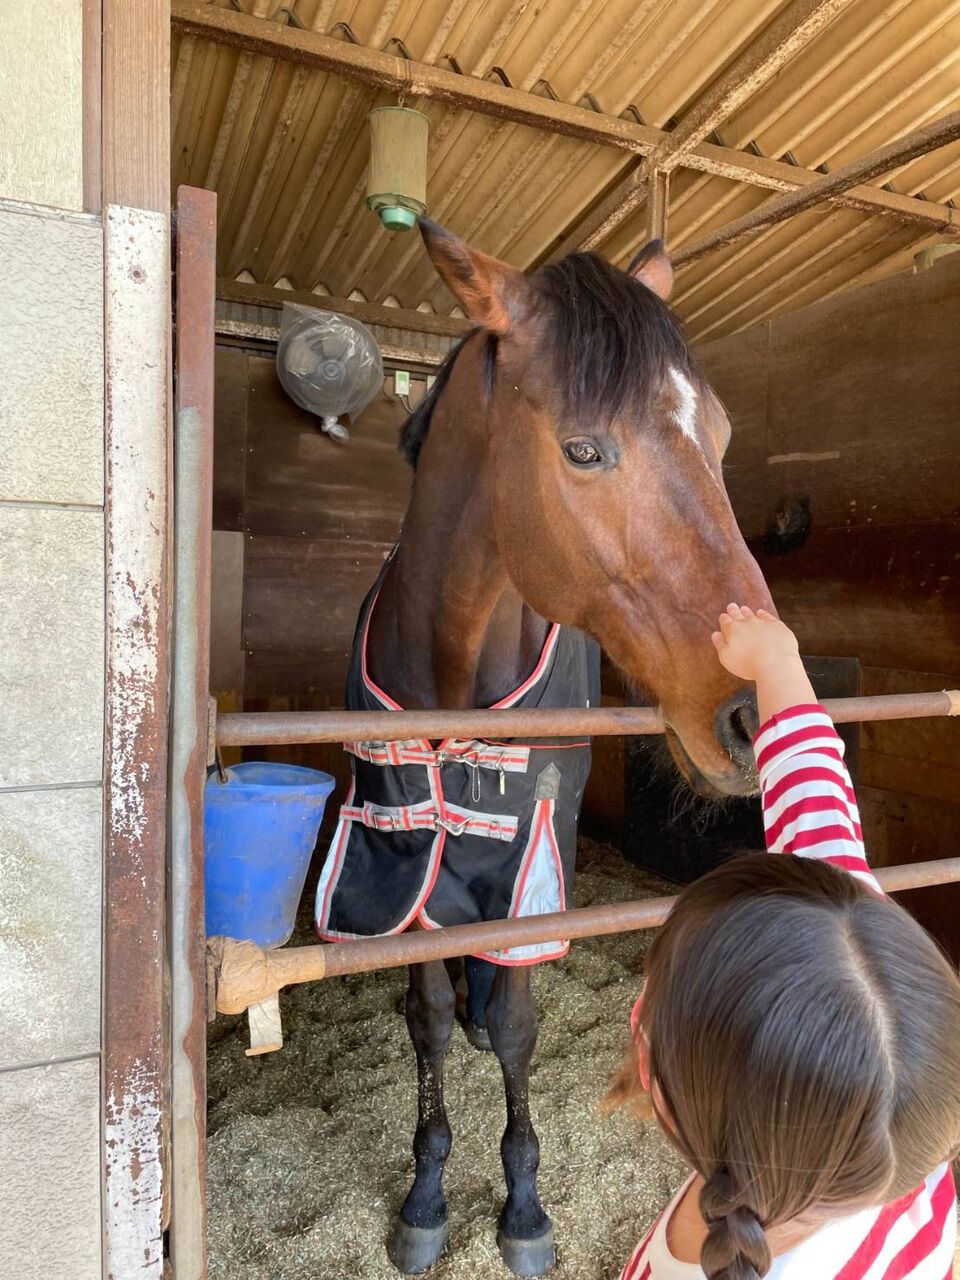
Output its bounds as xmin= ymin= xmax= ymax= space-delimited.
xmin=715 ymin=692 xmax=760 ymax=766
xmin=731 ymin=700 xmax=759 ymax=744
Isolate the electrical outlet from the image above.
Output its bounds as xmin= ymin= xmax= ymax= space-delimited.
xmin=394 ymin=370 xmax=410 ymax=396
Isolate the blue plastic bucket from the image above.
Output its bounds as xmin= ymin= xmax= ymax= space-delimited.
xmin=204 ymin=761 xmax=336 ymax=948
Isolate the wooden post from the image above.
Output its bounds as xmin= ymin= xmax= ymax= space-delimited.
xmin=646 ymin=170 xmax=670 ymax=246
xmin=168 ymin=185 xmax=217 ymax=1280
xmin=101 ymin=5 xmax=172 ymax=1279
xmin=103 ymin=203 xmax=171 ymax=1280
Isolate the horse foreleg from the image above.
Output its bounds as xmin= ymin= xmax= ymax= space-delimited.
xmin=459 ymin=954 xmax=496 ymax=1050
xmin=487 ymin=965 xmax=555 ymax=1277
xmin=388 ymin=960 xmax=455 ymax=1274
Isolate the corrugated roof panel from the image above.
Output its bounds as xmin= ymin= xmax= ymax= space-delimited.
xmin=172 ymin=0 xmax=960 ymax=340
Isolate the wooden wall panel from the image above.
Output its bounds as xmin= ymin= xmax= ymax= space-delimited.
xmin=242 ymin=534 xmax=392 ymax=663
xmin=102 ymin=0 xmax=170 ymax=212
xmin=212 ymin=348 xmax=247 ymax=531
xmin=858 ymin=787 xmax=960 ymax=958
xmin=751 ymin=526 xmax=959 ymax=675
xmin=695 ymin=252 xmax=960 ymax=947
xmin=582 ymin=694 xmax=627 ymax=842
xmin=244 ymin=355 xmax=410 ymax=542
xmin=210 ymin=530 xmax=245 ymax=699
xmin=211 ymin=344 xmax=411 ymax=727
xmin=209 ymin=344 xmax=414 ymax=840
xmin=696 ymin=321 xmax=770 ymax=539
xmin=859 ymin=667 xmax=960 ymax=806
xmin=764 ymin=253 xmax=960 ymax=536
xmin=705 ymin=253 xmax=960 ymax=557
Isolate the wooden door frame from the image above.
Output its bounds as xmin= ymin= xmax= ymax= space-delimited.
xmin=97 ymin=4 xmax=174 ymax=1278
xmin=167 ymin=185 xmax=218 ymax=1280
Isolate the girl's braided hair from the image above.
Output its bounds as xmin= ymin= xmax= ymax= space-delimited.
xmin=699 ymin=1168 xmax=770 ymax=1280
xmin=606 ymin=852 xmax=960 ymax=1280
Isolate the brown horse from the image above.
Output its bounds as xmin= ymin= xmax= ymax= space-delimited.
xmin=324 ymin=220 xmax=772 ymax=1275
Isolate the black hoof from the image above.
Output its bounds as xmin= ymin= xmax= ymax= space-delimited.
xmin=461 ymin=1017 xmax=493 ymax=1053
xmin=387 ymin=1218 xmax=449 ymax=1274
xmin=497 ymin=1224 xmax=556 ymax=1276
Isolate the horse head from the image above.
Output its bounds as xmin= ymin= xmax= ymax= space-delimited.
xmin=417 ymin=219 xmax=773 ymax=798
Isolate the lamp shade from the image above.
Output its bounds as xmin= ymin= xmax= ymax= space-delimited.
xmin=366 ymin=107 xmax=429 ymax=231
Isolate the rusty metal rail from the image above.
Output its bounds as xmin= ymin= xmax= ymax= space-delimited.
xmin=208 ymin=856 xmax=960 ymax=1014
xmin=217 ymin=689 xmax=960 ymax=746
xmin=207 ymin=685 xmax=960 ymax=1025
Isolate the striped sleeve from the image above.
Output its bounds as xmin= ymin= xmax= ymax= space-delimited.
xmin=619 ymin=1218 xmax=656 ymax=1280
xmin=833 ymin=1163 xmax=956 ymax=1279
xmin=754 ymin=704 xmax=882 ymax=894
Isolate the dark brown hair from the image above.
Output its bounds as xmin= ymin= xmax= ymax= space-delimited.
xmin=400 ymin=251 xmax=697 ymax=468
xmin=607 ymin=852 xmax=960 ymax=1280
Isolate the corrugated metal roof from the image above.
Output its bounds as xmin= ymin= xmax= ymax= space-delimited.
xmin=172 ymin=0 xmax=960 ymax=340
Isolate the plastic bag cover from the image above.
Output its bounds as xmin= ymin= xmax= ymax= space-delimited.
xmin=276 ymin=303 xmax=383 ymax=429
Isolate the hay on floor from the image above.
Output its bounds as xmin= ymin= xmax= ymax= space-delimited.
xmin=205 ymin=837 xmax=687 ymax=1279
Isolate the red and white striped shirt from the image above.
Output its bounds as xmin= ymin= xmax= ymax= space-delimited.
xmin=620 ymin=704 xmax=957 ymax=1280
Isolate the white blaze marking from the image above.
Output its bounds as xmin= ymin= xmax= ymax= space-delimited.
xmin=669 ymin=366 xmax=699 ymax=443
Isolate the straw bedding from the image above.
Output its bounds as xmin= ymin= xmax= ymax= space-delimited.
xmin=206 ymin=836 xmax=687 ymax=1279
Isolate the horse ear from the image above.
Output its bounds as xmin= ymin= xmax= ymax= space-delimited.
xmin=627 ymin=239 xmax=674 ymax=301
xmin=418 ymin=217 xmax=528 ymax=335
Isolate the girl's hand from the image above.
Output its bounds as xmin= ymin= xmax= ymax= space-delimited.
xmin=710 ymin=604 xmax=800 ymax=684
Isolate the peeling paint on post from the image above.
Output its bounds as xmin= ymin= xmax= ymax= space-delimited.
xmin=169 ymin=185 xmax=217 ymax=1280
xmin=103 ymin=204 xmax=171 ymax=1280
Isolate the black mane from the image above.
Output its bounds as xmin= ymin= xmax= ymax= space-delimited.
xmin=399 ymin=252 xmax=696 ymax=469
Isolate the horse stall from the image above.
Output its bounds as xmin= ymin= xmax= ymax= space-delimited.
xmin=5 ymin=5 xmax=960 ymax=1280
xmin=159 ymin=6 xmax=960 ymax=1278
xmin=190 ymin=254 xmax=960 ymax=1280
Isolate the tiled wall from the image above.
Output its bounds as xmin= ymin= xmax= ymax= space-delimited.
xmin=0 ymin=5 xmax=104 ymax=1273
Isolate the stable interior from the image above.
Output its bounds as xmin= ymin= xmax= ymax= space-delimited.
xmin=173 ymin=3 xmax=960 ymax=1275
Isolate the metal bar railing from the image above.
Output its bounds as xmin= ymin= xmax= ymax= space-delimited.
xmin=208 ymin=857 xmax=960 ymax=1014
xmin=206 ymin=685 xmax=960 ymax=1022
xmin=217 ymin=689 xmax=960 ymax=746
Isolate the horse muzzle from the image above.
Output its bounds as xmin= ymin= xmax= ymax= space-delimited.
xmin=663 ymin=689 xmax=761 ymax=799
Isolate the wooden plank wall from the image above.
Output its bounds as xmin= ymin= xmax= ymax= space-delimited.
xmin=697 ymin=249 xmax=960 ymax=949
xmin=211 ymin=347 xmax=412 ymax=810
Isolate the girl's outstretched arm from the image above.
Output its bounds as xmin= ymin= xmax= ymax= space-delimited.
xmin=711 ymin=604 xmax=880 ymax=893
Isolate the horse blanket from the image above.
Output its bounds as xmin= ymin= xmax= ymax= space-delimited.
xmin=314 ymin=567 xmax=600 ymax=964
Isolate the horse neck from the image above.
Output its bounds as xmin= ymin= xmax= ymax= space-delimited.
xmin=365 ymin=361 xmax=549 ymax=711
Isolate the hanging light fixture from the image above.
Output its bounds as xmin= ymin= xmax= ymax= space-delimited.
xmin=365 ymin=107 xmax=429 ymax=232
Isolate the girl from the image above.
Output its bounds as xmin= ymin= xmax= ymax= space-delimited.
xmin=611 ymin=604 xmax=960 ymax=1280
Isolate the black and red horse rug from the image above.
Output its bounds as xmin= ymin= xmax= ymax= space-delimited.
xmin=315 ymin=561 xmax=600 ymax=965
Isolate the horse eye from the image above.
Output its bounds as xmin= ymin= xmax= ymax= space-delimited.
xmin=563 ymin=438 xmax=602 ymax=467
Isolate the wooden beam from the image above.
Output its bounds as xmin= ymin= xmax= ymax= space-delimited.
xmin=657 ymin=0 xmax=852 ymax=177
xmin=215 ymin=316 xmax=448 ymax=370
xmin=172 ymin=0 xmax=665 ymax=151
xmin=170 ymin=0 xmax=958 ymax=236
xmin=217 ymin=277 xmax=472 ymax=338
xmin=645 ymin=170 xmax=670 ymax=245
xmin=674 ymin=110 xmax=960 ymax=265
xmin=103 ymin=0 xmax=170 ymax=211
xmin=556 ymin=0 xmax=853 ymax=255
